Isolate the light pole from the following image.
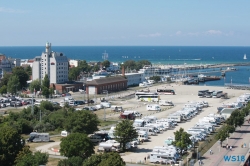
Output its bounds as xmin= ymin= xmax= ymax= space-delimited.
xmin=103 ymin=106 xmax=106 ymax=121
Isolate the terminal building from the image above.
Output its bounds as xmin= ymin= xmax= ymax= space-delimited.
xmin=32 ymin=42 xmax=69 ymax=84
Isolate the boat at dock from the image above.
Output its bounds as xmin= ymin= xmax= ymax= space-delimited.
xmin=198 ymin=74 xmax=221 ymax=82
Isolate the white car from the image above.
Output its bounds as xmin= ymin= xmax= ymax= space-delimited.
xmin=95 ymin=104 xmax=104 ymax=110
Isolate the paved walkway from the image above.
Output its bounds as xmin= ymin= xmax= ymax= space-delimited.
xmin=195 ymin=118 xmax=250 ymax=166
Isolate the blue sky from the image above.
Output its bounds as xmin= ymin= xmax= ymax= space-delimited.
xmin=1 ymin=1 xmax=250 ymax=46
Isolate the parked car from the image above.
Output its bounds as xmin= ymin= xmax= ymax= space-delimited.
xmin=75 ymin=100 xmax=85 ymax=105
xmin=0 ymin=103 xmax=6 ymax=108
xmin=22 ymin=100 xmax=28 ymax=105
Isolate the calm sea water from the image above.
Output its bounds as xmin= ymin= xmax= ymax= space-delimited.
xmin=1 ymin=46 xmax=250 ymax=86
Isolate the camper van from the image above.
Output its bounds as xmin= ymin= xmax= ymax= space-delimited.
xmin=98 ymin=142 xmax=120 ymax=152
xmin=88 ymin=134 xmax=103 ymax=143
xmin=100 ymin=102 xmax=111 ymax=108
xmin=27 ymin=132 xmax=50 ymax=142
xmin=124 ymin=110 xmax=142 ymax=117
xmin=61 ymin=130 xmax=69 ymax=137
xmin=137 ymin=130 xmax=149 ymax=142
xmin=111 ymin=105 xmax=123 ymax=112
xmin=146 ymin=104 xmax=161 ymax=111
xmin=159 ymin=100 xmax=174 ymax=106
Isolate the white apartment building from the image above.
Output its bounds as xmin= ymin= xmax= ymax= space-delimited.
xmin=32 ymin=42 xmax=69 ymax=84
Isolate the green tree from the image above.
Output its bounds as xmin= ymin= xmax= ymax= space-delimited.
xmin=15 ymin=151 xmax=49 ymax=166
xmin=42 ymin=86 xmax=50 ymax=98
xmin=0 ymin=72 xmax=12 ymax=87
xmin=0 ymin=126 xmax=25 ymax=166
xmin=0 ymin=85 xmax=7 ymax=94
xmin=12 ymin=66 xmax=29 ymax=88
xmin=226 ymin=109 xmax=244 ymax=127
xmin=40 ymin=100 xmax=54 ymax=111
xmin=42 ymin=74 xmax=50 ymax=88
xmin=83 ymin=152 xmax=126 ymax=166
xmin=49 ymin=87 xmax=55 ymax=97
xmin=15 ymin=146 xmax=32 ymax=164
xmin=58 ymin=156 xmax=84 ymax=166
xmin=69 ymin=67 xmax=81 ymax=81
xmin=64 ymin=111 xmax=99 ymax=134
xmin=25 ymin=65 xmax=32 ymax=76
xmin=29 ymin=79 xmax=41 ymax=93
xmin=149 ymin=76 xmax=161 ymax=83
xmin=60 ymin=133 xmax=94 ymax=159
xmin=136 ymin=60 xmax=151 ymax=70
xmin=79 ymin=60 xmax=90 ymax=72
xmin=216 ymin=128 xmax=229 ymax=147
xmin=172 ymin=128 xmax=192 ymax=154
xmin=102 ymin=60 xmax=111 ymax=68
xmin=7 ymin=75 xmax=20 ymax=94
xmin=123 ymin=60 xmax=137 ymax=71
xmin=114 ymin=120 xmax=138 ymax=151
xmin=92 ymin=65 xmax=100 ymax=72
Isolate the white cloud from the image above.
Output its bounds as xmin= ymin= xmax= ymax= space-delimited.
xmin=205 ymin=30 xmax=222 ymax=35
xmin=176 ymin=31 xmax=182 ymax=35
xmin=0 ymin=7 xmax=26 ymax=13
xmin=139 ymin=32 xmax=162 ymax=38
xmin=187 ymin=32 xmax=200 ymax=36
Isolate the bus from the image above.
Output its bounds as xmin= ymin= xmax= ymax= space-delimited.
xmin=156 ymin=89 xmax=175 ymax=95
xmin=198 ymin=90 xmax=209 ymax=97
xmin=212 ymin=91 xmax=223 ymax=98
xmin=138 ymin=95 xmax=160 ymax=102
xmin=135 ymin=92 xmax=158 ymax=98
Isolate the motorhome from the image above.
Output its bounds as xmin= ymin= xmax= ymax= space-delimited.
xmin=198 ymin=118 xmax=217 ymax=125
xmin=88 ymin=134 xmax=103 ymax=143
xmin=143 ymin=124 xmax=160 ymax=133
xmin=98 ymin=142 xmax=120 ymax=152
xmin=133 ymin=119 xmax=146 ymax=127
xmin=166 ymin=115 xmax=182 ymax=122
xmin=146 ymin=104 xmax=161 ymax=111
xmin=137 ymin=130 xmax=149 ymax=142
xmin=124 ymin=110 xmax=142 ymax=117
xmin=135 ymin=127 xmax=157 ymax=136
xmin=61 ymin=130 xmax=69 ymax=137
xmin=149 ymin=152 xmax=177 ymax=164
xmin=159 ymin=100 xmax=174 ymax=106
xmin=111 ymin=105 xmax=123 ymax=112
xmin=100 ymin=102 xmax=111 ymax=108
xmin=27 ymin=132 xmax=50 ymax=142
xmin=143 ymin=116 xmax=158 ymax=123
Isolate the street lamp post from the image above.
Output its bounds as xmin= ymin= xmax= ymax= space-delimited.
xmin=103 ymin=106 xmax=106 ymax=121
xmin=102 ymin=90 xmax=108 ymax=121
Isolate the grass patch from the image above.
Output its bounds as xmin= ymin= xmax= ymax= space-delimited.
xmin=99 ymin=120 xmax=117 ymax=128
xmin=47 ymin=157 xmax=61 ymax=166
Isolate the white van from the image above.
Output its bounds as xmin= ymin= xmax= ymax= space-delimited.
xmin=159 ymin=100 xmax=174 ymax=106
xmin=146 ymin=104 xmax=161 ymax=111
xmin=100 ymin=102 xmax=111 ymax=108
xmin=65 ymin=97 xmax=74 ymax=102
xmin=111 ymin=105 xmax=123 ymax=112
xmin=88 ymin=134 xmax=103 ymax=143
xmin=61 ymin=130 xmax=69 ymax=137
